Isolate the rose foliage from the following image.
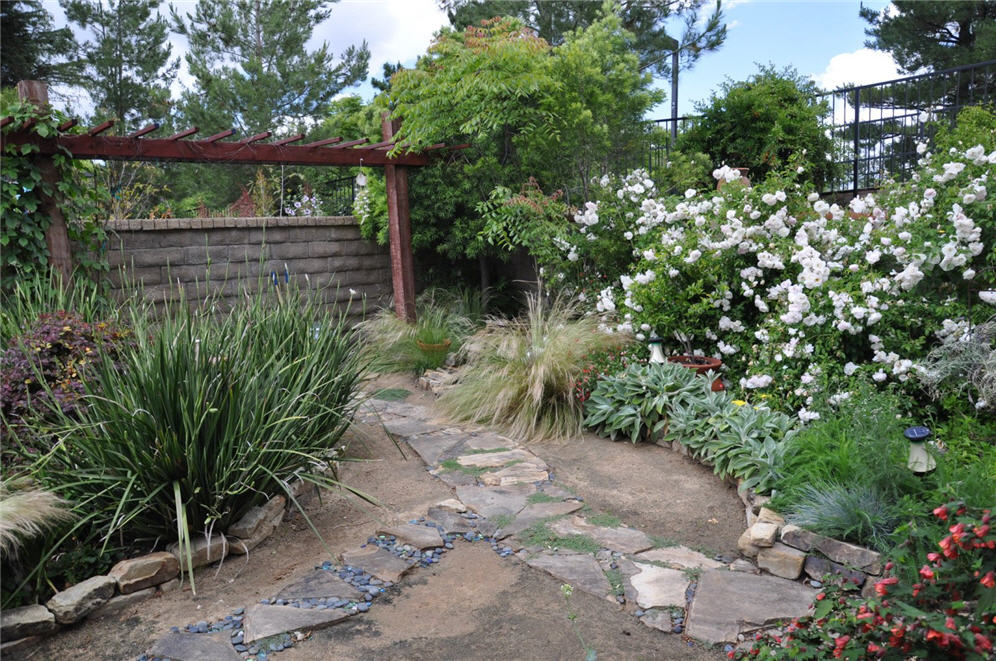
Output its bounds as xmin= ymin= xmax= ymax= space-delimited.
xmin=543 ymin=107 xmax=996 ymax=419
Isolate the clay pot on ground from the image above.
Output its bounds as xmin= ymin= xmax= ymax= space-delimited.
xmin=667 ymin=355 xmax=726 ymax=392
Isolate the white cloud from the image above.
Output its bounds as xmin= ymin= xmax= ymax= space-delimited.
xmin=311 ymin=0 xmax=448 ymax=79
xmin=812 ymin=48 xmax=901 ymax=91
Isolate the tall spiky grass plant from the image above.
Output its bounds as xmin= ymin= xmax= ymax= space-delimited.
xmin=17 ymin=281 xmax=369 ymax=598
xmin=1 ymin=269 xmax=115 ymax=346
xmin=440 ymin=294 xmax=630 ymax=441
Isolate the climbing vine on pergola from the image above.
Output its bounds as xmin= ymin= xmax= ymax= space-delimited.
xmin=1 ymin=81 xmax=466 ymax=322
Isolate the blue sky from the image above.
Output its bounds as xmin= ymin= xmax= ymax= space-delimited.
xmin=45 ymin=0 xmax=906 ymax=120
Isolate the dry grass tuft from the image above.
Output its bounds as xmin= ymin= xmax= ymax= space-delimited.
xmin=0 ymin=479 xmax=72 ymax=559
xmin=440 ymin=294 xmax=630 ymax=441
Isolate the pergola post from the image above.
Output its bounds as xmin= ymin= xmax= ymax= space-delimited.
xmin=17 ymin=80 xmax=73 ymax=284
xmin=381 ymin=114 xmax=416 ymax=323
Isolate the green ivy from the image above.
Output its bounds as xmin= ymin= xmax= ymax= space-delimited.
xmin=1 ymin=98 xmax=109 ymax=289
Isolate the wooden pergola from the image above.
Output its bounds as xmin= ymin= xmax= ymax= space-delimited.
xmin=1 ymin=81 xmax=464 ymax=322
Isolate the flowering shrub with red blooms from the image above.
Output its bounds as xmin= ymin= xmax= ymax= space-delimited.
xmin=572 ymin=347 xmax=640 ymax=404
xmin=735 ymin=502 xmax=994 ymax=660
xmin=1 ymin=311 xmax=131 ymax=451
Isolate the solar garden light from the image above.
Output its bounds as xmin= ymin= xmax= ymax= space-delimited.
xmin=905 ymin=425 xmax=936 ymax=474
xmin=648 ymin=336 xmax=666 ymax=364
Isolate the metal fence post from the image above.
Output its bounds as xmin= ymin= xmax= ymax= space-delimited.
xmin=852 ymin=87 xmax=860 ymax=196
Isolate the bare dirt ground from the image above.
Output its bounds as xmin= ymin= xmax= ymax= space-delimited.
xmin=20 ymin=373 xmax=737 ymax=661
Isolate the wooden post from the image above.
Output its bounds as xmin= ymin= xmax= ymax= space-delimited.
xmin=17 ymin=80 xmax=73 ymax=284
xmin=381 ymin=114 xmax=416 ymax=323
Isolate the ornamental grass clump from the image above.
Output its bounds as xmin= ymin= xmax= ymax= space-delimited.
xmin=440 ymin=293 xmax=628 ymax=441
xmin=21 ymin=283 xmax=367 ymax=596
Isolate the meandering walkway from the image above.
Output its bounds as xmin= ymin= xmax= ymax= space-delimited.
xmin=130 ymin=394 xmax=818 ymax=661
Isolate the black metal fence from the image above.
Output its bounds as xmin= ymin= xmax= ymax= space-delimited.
xmin=646 ymin=60 xmax=996 ymax=196
xmin=324 ymin=174 xmax=356 ymax=215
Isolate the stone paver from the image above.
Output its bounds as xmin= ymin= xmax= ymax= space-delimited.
xmin=686 ymin=570 xmax=816 ymax=644
xmin=628 ymin=563 xmax=689 ymax=609
xmin=501 ymin=500 xmax=586 ymax=537
xmin=635 ymin=546 xmax=725 ymax=571
xmin=378 ymin=523 xmax=444 ymax=550
xmin=480 ymin=463 xmax=549 ymax=486
xmin=148 ymin=632 xmax=243 ymax=661
xmin=455 ymin=448 xmax=546 ymax=470
xmin=341 ymin=546 xmax=415 ymax=583
xmin=640 ymin=610 xmax=673 ymax=632
xmin=457 ymin=431 xmax=516 ymax=453
xmin=456 ymin=483 xmax=536 ymax=519
xmin=243 ymin=604 xmax=349 ymax=643
xmin=524 ymin=552 xmax=614 ymax=600
xmin=405 ymin=431 xmax=467 ymax=466
xmin=549 ymin=516 xmax=654 ymax=554
xmin=381 ymin=418 xmax=440 ymax=437
xmin=276 ymin=570 xmax=364 ymax=601
xmin=426 ymin=507 xmax=475 ymax=534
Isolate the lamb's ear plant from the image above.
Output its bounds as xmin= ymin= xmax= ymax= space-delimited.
xmin=11 ymin=280 xmax=373 ymax=600
xmin=582 ymin=362 xmax=705 ymax=443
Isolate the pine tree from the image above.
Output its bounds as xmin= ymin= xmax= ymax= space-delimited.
xmin=860 ymin=0 xmax=996 ymax=73
xmin=172 ymin=0 xmax=370 ymax=136
xmin=1 ymin=0 xmax=82 ymax=88
xmin=61 ymin=0 xmax=177 ymax=132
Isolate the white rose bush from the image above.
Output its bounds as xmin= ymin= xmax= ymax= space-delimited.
xmin=563 ymin=108 xmax=996 ymax=418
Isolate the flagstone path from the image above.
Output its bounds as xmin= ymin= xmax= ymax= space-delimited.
xmin=134 ymin=394 xmax=818 ymax=660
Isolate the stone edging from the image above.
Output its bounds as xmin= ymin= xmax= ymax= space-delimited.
xmin=0 ymin=478 xmax=318 ymax=652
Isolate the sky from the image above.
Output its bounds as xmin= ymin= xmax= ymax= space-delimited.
xmin=42 ymin=0 xmax=905 ymax=120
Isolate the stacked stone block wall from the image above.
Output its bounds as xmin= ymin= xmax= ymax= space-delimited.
xmin=103 ymin=216 xmax=391 ymax=318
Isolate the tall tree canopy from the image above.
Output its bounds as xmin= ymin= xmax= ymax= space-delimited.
xmin=172 ymin=0 xmax=370 ymax=135
xmin=61 ymin=0 xmax=176 ymax=131
xmin=860 ymin=0 xmax=996 ymax=73
xmin=439 ymin=0 xmax=726 ymax=79
xmin=1 ymin=0 xmax=81 ymax=88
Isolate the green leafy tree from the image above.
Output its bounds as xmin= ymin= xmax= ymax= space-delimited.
xmin=172 ymin=0 xmax=370 ymax=136
xmin=441 ymin=0 xmax=726 ymax=79
xmin=860 ymin=0 xmax=996 ymax=73
xmin=386 ymin=9 xmax=661 ymax=294
xmin=679 ymin=65 xmax=838 ymax=188
xmin=0 ymin=0 xmax=81 ymax=88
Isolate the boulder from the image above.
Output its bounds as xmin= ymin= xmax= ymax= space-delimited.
xmin=46 ymin=575 xmax=116 ymax=624
xmin=167 ymin=534 xmax=229 ymax=571
xmin=0 ymin=604 xmax=57 ymax=640
xmin=749 ymin=522 xmax=779 ymax=548
xmin=756 ymin=543 xmax=806 ymax=579
xmin=108 ymin=552 xmax=179 ymax=594
xmin=737 ymin=529 xmax=760 ymax=559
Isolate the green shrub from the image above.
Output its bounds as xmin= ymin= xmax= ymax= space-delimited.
xmin=440 ymin=293 xmax=628 ymax=440
xmin=679 ymin=65 xmax=838 ymax=187
xmin=17 ymin=282 xmax=367 ymax=599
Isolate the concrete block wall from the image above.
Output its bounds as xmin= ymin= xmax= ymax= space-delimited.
xmin=104 ymin=216 xmax=391 ymax=319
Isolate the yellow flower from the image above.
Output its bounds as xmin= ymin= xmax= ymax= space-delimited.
xmin=733 ymin=399 xmax=747 ymax=406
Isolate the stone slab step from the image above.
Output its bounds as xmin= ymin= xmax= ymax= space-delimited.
xmin=147 ymin=632 xmax=242 ymax=660
xmin=549 ymin=517 xmax=654 ymax=554
xmin=341 ymin=546 xmax=416 ymax=584
xmin=243 ymin=604 xmax=349 ymax=643
xmin=276 ymin=570 xmax=364 ymax=601
xmin=524 ymin=552 xmax=614 ymax=600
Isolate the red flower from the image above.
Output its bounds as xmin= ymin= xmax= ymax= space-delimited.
xmin=933 ymin=505 xmax=949 ymax=520
xmin=875 ymin=577 xmax=899 ymax=595
xmin=976 ymin=634 xmax=993 ymax=653
xmin=981 ymin=571 xmax=995 ymax=589
xmin=975 ymin=524 xmax=990 ymax=538
xmin=919 ymin=565 xmax=935 ymax=581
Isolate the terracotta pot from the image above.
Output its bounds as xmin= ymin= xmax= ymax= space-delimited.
xmin=667 ymin=355 xmax=725 ymax=392
xmin=416 ymin=338 xmax=451 ymax=353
